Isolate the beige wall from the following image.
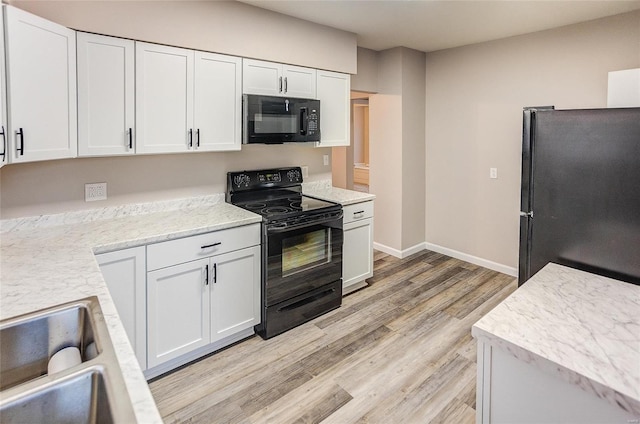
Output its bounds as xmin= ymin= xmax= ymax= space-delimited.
xmin=425 ymin=10 xmax=640 ymax=270
xmin=9 ymin=1 xmax=356 ymax=73
xmin=351 ymin=47 xmax=378 ymax=92
xmin=0 ymin=1 xmax=355 ymax=219
xmin=401 ymin=48 xmax=426 ymax=250
xmin=369 ymin=47 xmax=426 ymax=254
xmin=1 ymin=146 xmax=331 ymax=218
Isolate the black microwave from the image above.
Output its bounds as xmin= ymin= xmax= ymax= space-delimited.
xmin=243 ymin=94 xmax=321 ymax=144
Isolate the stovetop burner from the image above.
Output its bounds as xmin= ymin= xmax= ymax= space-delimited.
xmin=226 ymin=167 xmax=342 ymax=224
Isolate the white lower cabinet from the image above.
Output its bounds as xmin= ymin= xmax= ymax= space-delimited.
xmin=342 ymin=201 xmax=374 ymax=294
xmin=210 ymin=246 xmax=261 ymax=342
xmin=96 ymin=246 xmax=147 ymax=370
xmin=476 ymin=340 xmax=637 ymax=423
xmin=145 ymin=224 xmax=261 ymax=374
xmin=147 ymin=258 xmax=210 ymax=368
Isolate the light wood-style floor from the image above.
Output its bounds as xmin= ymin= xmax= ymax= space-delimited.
xmin=149 ymin=249 xmax=517 ymax=423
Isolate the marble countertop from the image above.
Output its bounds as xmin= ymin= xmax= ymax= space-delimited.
xmin=472 ymin=263 xmax=640 ymax=416
xmin=303 ymin=183 xmax=376 ymax=206
xmin=0 ymin=196 xmax=262 ymax=423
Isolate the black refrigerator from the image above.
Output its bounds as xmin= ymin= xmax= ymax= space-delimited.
xmin=519 ymin=106 xmax=640 ymax=286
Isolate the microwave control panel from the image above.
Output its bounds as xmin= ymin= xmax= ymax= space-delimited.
xmin=307 ymin=109 xmax=319 ymax=135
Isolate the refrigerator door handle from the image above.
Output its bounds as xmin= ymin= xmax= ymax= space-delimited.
xmin=519 ymin=211 xmax=533 ymax=218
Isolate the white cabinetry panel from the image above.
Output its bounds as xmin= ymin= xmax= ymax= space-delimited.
xmin=147 ymin=259 xmax=210 ymax=368
xmin=243 ymin=59 xmax=281 ymax=96
xmin=136 ymin=42 xmax=193 ymax=154
xmin=316 ymin=70 xmax=350 ymax=147
xmin=96 ymin=246 xmax=147 ymax=370
xmin=342 ymin=201 xmax=374 ymax=294
xmin=210 ymin=246 xmax=261 ymax=342
xmin=0 ymin=9 xmax=7 ymax=168
xmin=5 ymin=6 xmax=77 ymax=163
xmin=243 ymin=59 xmax=316 ymax=98
xmin=77 ymin=33 xmax=134 ymax=156
xmin=194 ymin=52 xmax=242 ymax=151
xmin=282 ymin=65 xmax=316 ymax=98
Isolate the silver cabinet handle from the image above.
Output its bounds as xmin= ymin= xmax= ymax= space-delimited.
xmin=284 ymin=77 xmax=288 ymax=93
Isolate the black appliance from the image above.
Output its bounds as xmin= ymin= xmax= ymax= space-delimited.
xmin=519 ymin=106 xmax=640 ymax=286
xmin=226 ymin=167 xmax=343 ymax=339
xmin=243 ymin=95 xmax=320 ymax=144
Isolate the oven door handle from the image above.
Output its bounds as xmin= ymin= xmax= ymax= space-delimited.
xmin=266 ymin=211 xmax=343 ymax=233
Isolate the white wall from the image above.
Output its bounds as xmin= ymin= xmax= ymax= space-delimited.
xmin=425 ymin=10 xmax=640 ymax=271
xmin=0 ymin=1 xmax=355 ymax=219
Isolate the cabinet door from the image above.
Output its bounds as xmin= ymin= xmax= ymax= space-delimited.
xmin=136 ymin=42 xmax=193 ymax=154
xmin=343 ymin=218 xmax=374 ymax=291
xmin=5 ymin=6 xmax=77 ymax=163
xmin=242 ymin=59 xmax=282 ymax=96
xmin=194 ymin=52 xmax=242 ymax=151
xmin=282 ymin=65 xmax=316 ymax=98
xmin=147 ymin=259 xmax=210 ymax=368
xmin=96 ymin=246 xmax=147 ymax=370
xmin=210 ymin=246 xmax=260 ymax=343
xmin=0 ymin=9 xmax=7 ymax=168
xmin=77 ymin=33 xmax=135 ymax=156
xmin=316 ymin=70 xmax=350 ymax=147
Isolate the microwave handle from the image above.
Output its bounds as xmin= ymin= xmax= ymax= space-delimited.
xmin=299 ymin=107 xmax=307 ymax=135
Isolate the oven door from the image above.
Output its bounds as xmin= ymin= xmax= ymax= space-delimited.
xmin=243 ymin=94 xmax=320 ymax=144
xmin=265 ymin=214 xmax=343 ymax=306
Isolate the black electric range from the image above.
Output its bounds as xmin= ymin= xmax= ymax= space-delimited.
xmin=226 ymin=167 xmax=343 ymax=339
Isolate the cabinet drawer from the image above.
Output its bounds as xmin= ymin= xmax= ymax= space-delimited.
xmin=147 ymin=223 xmax=260 ymax=270
xmin=343 ymin=201 xmax=374 ymax=224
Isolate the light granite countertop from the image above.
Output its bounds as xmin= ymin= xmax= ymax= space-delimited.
xmin=472 ymin=263 xmax=640 ymax=416
xmin=0 ymin=195 xmax=262 ymax=423
xmin=303 ymin=183 xmax=376 ymax=205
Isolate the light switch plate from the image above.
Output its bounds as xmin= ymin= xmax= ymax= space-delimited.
xmin=323 ymin=154 xmax=329 ymax=166
xmin=489 ymin=168 xmax=498 ymax=179
xmin=301 ymin=166 xmax=309 ymax=178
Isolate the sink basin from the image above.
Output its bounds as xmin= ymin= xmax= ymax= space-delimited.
xmin=0 ymin=368 xmax=115 ymax=424
xmin=0 ymin=299 xmax=99 ymax=390
xmin=0 ymin=297 xmax=137 ymax=423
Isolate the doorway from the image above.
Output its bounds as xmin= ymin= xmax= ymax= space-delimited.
xmin=331 ymin=91 xmax=372 ymax=192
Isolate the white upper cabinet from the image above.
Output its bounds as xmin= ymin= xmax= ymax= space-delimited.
xmin=136 ymin=42 xmax=194 ymax=154
xmin=194 ymin=52 xmax=242 ymax=151
xmin=316 ymin=70 xmax=350 ymax=147
xmin=0 ymin=9 xmax=7 ymax=169
xmin=5 ymin=6 xmax=77 ymax=163
xmin=243 ymin=59 xmax=316 ymax=98
xmin=136 ymin=42 xmax=241 ymax=154
xmin=282 ymin=65 xmax=317 ymax=98
xmin=77 ymin=33 xmax=135 ymax=156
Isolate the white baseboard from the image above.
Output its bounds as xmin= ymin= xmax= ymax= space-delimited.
xmin=373 ymin=241 xmax=517 ymax=277
xmin=373 ymin=241 xmax=427 ymax=259
xmin=424 ymin=242 xmax=517 ymax=277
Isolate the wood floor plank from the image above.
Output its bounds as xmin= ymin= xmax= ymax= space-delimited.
xmin=150 ymin=249 xmax=518 ymax=424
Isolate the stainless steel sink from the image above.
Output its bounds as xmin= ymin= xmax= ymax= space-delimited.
xmin=0 ymin=297 xmax=137 ymax=423
xmin=0 ymin=299 xmax=99 ymax=390
xmin=0 ymin=368 xmax=115 ymax=423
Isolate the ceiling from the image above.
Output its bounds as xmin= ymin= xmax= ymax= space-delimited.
xmin=238 ymin=0 xmax=640 ymax=52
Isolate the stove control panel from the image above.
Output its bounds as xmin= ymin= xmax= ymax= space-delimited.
xmin=227 ymin=167 xmax=304 ymax=193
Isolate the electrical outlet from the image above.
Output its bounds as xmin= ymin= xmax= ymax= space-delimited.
xmin=85 ymin=182 xmax=107 ymax=202
xmin=323 ymin=154 xmax=329 ymax=166
xmin=489 ymin=168 xmax=498 ymax=179
xmin=301 ymin=166 xmax=309 ymax=178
